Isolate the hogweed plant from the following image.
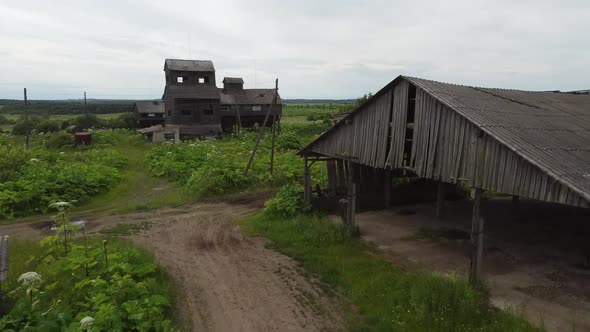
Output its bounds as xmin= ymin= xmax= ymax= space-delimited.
xmin=16 ymin=272 xmax=42 ymax=311
xmin=49 ymin=200 xmax=75 ymax=254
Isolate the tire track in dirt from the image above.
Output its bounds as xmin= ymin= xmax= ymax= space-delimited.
xmin=1 ymin=201 xmax=345 ymax=331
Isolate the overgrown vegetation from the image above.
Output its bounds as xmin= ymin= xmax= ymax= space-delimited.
xmin=1 ymin=231 xmax=177 ymax=331
xmin=0 ymin=131 xmax=131 ymax=218
xmin=148 ymin=122 xmax=331 ymax=198
xmin=244 ymin=213 xmax=541 ymax=331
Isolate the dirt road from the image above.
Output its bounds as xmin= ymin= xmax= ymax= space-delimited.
xmin=1 ymin=199 xmax=344 ymax=331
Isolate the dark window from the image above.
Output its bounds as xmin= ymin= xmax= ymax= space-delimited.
xmin=167 ymin=110 xmax=171 ymax=116
xmin=203 ymin=109 xmax=214 ymax=115
xmin=181 ymin=109 xmax=191 ymax=116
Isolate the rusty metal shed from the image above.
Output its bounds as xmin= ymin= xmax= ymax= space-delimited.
xmin=299 ymin=75 xmax=590 ymax=285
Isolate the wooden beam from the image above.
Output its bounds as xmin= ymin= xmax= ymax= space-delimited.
xmin=436 ymin=181 xmax=446 ymax=219
xmin=469 ymin=188 xmax=484 ymax=287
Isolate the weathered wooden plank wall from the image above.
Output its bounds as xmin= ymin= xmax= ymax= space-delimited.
xmin=311 ymin=90 xmax=392 ymax=168
xmin=309 ymin=79 xmax=589 ymax=208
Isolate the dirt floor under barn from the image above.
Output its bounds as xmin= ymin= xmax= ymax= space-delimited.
xmin=353 ymin=197 xmax=590 ymax=332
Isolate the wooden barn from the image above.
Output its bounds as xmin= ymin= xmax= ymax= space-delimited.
xmin=299 ymin=75 xmax=590 ymax=285
xmin=154 ymin=59 xmax=282 ymax=139
xmin=134 ymin=100 xmax=165 ymax=128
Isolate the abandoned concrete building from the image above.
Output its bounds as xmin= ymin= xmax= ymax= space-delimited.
xmin=136 ymin=59 xmax=282 ymax=140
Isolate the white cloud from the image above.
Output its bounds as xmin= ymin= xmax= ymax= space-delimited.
xmin=0 ymin=0 xmax=588 ymax=99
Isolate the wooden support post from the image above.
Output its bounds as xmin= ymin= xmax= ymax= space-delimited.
xmin=346 ymin=162 xmax=357 ymax=228
xmin=469 ymin=188 xmax=484 ymax=287
xmin=304 ymin=156 xmax=311 ymax=204
xmin=384 ymin=169 xmax=391 ymax=208
xmin=327 ymin=159 xmax=337 ymax=192
xmin=436 ymin=181 xmax=446 ymax=219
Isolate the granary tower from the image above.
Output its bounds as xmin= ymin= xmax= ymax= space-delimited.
xmin=163 ymin=59 xmax=222 ymax=138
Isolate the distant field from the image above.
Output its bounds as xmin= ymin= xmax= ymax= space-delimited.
xmin=4 ymin=112 xmax=128 ymax=121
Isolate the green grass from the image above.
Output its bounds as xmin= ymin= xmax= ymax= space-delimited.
xmin=73 ymin=135 xmax=189 ymax=216
xmin=243 ymin=214 xmax=542 ymax=332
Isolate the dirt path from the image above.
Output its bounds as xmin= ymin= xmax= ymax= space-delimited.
xmin=1 ymin=199 xmax=344 ymax=332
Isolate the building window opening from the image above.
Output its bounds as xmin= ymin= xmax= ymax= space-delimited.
xmin=252 ymin=105 xmax=262 ymax=111
xmin=181 ymin=109 xmax=191 ymax=116
xmin=198 ymin=77 xmax=208 ymax=84
xmin=177 ymin=76 xmax=187 ymax=83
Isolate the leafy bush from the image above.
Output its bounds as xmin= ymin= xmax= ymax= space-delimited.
xmin=0 ymin=141 xmax=126 ymax=218
xmin=0 ymin=114 xmax=15 ymax=125
xmin=36 ymin=119 xmax=61 ymax=133
xmin=277 ymin=133 xmax=303 ymax=151
xmin=73 ymin=114 xmax=103 ymax=130
xmin=264 ymin=184 xmax=310 ymax=217
xmin=147 ymin=123 xmax=328 ymax=198
xmin=0 ymin=236 xmax=178 ymax=331
xmin=11 ymin=119 xmax=36 ymax=135
xmin=45 ymin=131 xmax=74 ymax=149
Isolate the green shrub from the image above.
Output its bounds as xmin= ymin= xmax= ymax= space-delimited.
xmin=277 ymin=133 xmax=303 ymax=150
xmin=11 ymin=119 xmax=36 ymax=135
xmin=264 ymin=184 xmax=310 ymax=217
xmin=45 ymin=131 xmax=74 ymax=149
xmin=0 ymin=142 xmax=126 ymax=218
xmin=0 ymin=236 xmax=178 ymax=331
xmin=36 ymin=119 xmax=61 ymax=133
xmin=0 ymin=114 xmax=15 ymax=125
xmin=73 ymin=114 xmax=103 ymax=130
xmin=186 ymin=159 xmax=252 ymax=197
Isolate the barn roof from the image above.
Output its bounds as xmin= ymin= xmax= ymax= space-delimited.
xmin=301 ymin=75 xmax=590 ymax=206
xmin=223 ymin=77 xmax=244 ymax=84
xmin=164 ymin=59 xmax=215 ymax=72
xmin=220 ymin=89 xmax=280 ymax=105
xmin=134 ymin=100 xmax=164 ymax=113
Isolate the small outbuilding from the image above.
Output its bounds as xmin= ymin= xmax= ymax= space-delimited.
xmin=134 ymin=100 xmax=165 ymax=128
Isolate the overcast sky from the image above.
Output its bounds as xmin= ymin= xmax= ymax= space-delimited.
xmin=0 ymin=0 xmax=588 ymax=100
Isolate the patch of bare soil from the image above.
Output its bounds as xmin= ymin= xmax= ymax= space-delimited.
xmin=354 ymin=199 xmax=590 ymax=332
xmin=1 ymin=202 xmax=344 ymax=332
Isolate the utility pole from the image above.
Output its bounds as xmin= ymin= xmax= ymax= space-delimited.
xmin=244 ymin=78 xmax=278 ymax=176
xmin=24 ymin=88 xmax=29 ymax=150
xmin=84 ymin=91 xmax=87 ymax=114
